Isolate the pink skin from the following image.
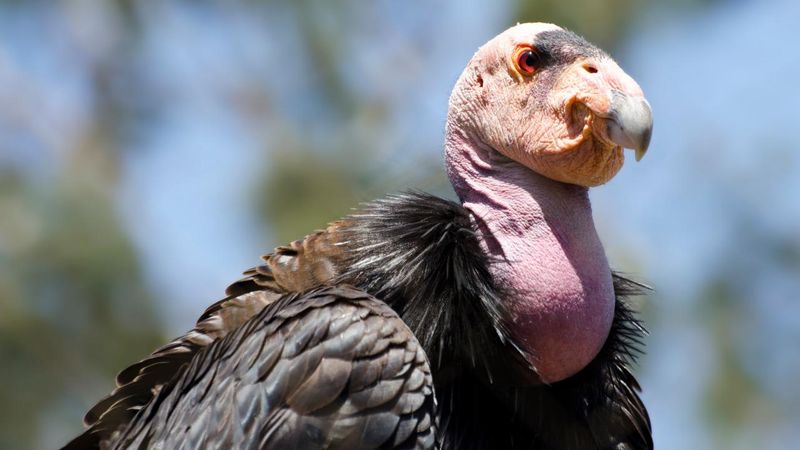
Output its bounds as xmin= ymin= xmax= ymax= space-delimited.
xmin=445 ymin=23 xmax=648 ymax=383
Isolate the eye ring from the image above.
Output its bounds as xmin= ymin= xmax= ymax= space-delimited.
xmin=514 ymin=46 xmax=541 ymax=76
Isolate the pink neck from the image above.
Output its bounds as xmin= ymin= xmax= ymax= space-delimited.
xmin=444 ymin=127 xmax=615 ymax=383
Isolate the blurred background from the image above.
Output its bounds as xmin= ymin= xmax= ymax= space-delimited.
xmin=1 ymin=0 xmax=798 ymax=448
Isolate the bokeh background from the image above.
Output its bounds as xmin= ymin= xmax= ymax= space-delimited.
xmin=1 ymin=0 xmax=798 ymax=449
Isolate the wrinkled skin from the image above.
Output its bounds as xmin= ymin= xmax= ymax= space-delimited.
xmin=445 ymin=23 xmax=653 ymax=382
xmin=448 ymin=23 xmax=648 ymax=187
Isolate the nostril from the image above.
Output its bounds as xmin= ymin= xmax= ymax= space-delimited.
xmin=583 ymin=63 xmax=598 ymax=74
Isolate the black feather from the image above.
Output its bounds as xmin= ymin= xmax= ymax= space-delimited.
xmin=64 ymin=192 xmax=651 ymax=449
xmin=336 ymin=192 xmax=652 ymax=449
xmin=535 ymin=29 xmax=605 ymax=64
xmin=336 ymin=192 xmax=531 ymax=384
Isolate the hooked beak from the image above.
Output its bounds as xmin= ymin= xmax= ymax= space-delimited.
xmin=604 ymin=90 xmax=653 ymax=161
xmin=564 ymin=57 xmax=654 ymax=162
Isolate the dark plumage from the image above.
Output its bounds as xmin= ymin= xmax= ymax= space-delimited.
xmin=65 ymin=194 xmax=650 ymax=450
xmin=64 ymin=23 xmax=654 ymax=450
xmin=110 ymin=287 xmax=435 ymax=449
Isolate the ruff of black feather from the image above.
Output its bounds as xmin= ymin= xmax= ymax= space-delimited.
xmin=337 ymin=192 xmax=652 ymax=450
xmin=336 ymin=192 xmax=532 ymax=385
xmin=64 ymin=191 xmax=652 ymax=450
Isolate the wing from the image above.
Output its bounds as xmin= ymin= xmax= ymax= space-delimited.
xmin=226 ymin=223 xmax=348 ymax=297
xmin=111 ymin=286 xmax=436 ymax=449
xmin=64 ymin=224 xmax=350 ymax=449
xmin=63 ymin=290 xmax=283 ymax=450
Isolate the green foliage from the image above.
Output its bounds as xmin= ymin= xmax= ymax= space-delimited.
xmin=259 ymin=149 xmax=362 ymax=243
xmin=701 ymin=280 xmax=772 ymax=434
xmin=0 ymin=149 xmax=165 ymax=450
xmin=515 ymin=0 xmax=645 ymax=49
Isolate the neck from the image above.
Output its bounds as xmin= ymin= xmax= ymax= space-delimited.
xmin=444 ymin=127 xmax=615 ymax=383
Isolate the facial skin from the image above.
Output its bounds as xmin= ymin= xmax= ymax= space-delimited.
xmin=444 ymin=23 xmax=653 ymax=383
xmin=448 ymin=23 xmax=652 ymax=187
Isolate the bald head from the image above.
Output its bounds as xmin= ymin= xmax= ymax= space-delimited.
xmin=446 ymin=23 xmax=652 ymax=187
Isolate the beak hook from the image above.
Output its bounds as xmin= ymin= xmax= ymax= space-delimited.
xmin=605 ymin=90 xmax=653 ymax=161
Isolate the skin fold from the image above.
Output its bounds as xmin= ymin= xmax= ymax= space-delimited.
xmin=445 ymin=23 xmax=651 ymax=382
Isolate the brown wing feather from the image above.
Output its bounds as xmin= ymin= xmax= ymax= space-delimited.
xmin=66 ymin=223 xmax=351 ymax=449
xmin=111 ymin=286 xmax=436 ymax=449
xmin=226 ymin=221 xmax=348 ymax=296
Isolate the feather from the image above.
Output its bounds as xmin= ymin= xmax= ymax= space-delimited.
xmin=64 ymin=193 xmax=650 ymax=450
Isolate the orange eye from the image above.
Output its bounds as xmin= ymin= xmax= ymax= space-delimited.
xmin=515 ymin=47 xmax=541 ymax=75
